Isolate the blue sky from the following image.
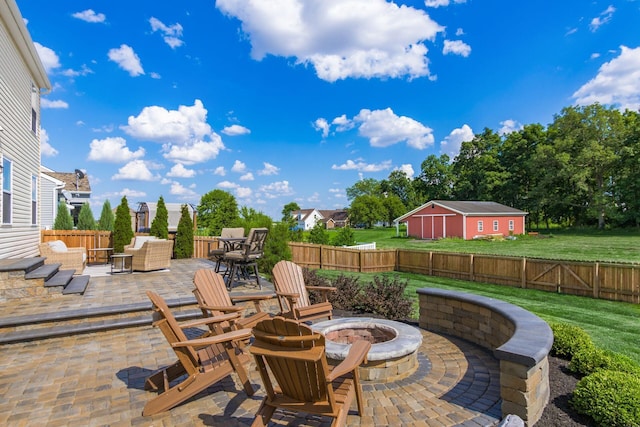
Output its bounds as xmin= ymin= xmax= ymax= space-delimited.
xmin=19 ymin=0 xmax=640 ymax=219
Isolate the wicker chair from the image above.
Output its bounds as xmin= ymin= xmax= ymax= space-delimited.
xmin=38 ymin=240 xmax=87 ymax=274
xmin=124 ymin=237 xmax=174 ymax=272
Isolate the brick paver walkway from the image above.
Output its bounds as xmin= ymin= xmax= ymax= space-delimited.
xmin=0 ymin=259 xmax=501 ymax=426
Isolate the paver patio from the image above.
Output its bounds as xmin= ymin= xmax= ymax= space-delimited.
xmin=0 ymin=258 xmax=502 ymax=426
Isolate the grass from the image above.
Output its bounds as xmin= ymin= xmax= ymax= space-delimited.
xmin=334 ymin=227 xmax=640 ymax=264
xmin=316 ymin=269 xmax=640 ymax=365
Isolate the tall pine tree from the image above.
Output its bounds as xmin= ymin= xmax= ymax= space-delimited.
xmin=113 ymin=196 xmax=134 ymax=252
xmin=53 ymin=201 xmax=74 ymax=230
xmin=174 ymin=204 xmax=193 ymax=259
xmin=150 ymin=196 xmax=169 ymax=239
xmin=77 ymin=202 xmax=96 ymax=230
xmin=98 ymin=200 xmax=114 ymax=231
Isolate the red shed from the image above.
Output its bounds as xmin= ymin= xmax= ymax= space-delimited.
xmin=395 ymin=200 xmax=528 ymax=240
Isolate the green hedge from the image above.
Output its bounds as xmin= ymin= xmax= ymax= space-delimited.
xmin=550 ymin=322 xmax=594 ymax=359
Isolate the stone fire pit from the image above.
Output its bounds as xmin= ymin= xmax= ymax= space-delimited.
xmin=313 ymin=318 xmax=423 ymax=382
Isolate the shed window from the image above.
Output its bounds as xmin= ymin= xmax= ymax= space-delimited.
xmin=493 ymin=220 xmax=499 ymax=231
xmin=477 ymin=220 xmax=483 ymax=232
xmin=2 ymin=158 xmax=12 ymax=224
xmin=509 ymin=220 xmax=514 ymax=231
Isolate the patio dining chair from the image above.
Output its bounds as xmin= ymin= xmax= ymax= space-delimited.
xmin=222 ymin=227 xmax=269 ymax=290
xmin=142 ymin=291 xmax=255 ymax=416
xmin=272 ymin=260 xmax=335 ymax=323
xmin=249 ymin=316 xmax=370 ymax=427
xmin=208 ymin=227 xmax=245 ymax=272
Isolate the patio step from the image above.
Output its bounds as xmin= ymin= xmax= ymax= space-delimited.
xmin=0 ymin=296 xmax=200 ymax=344
xmin=44 ymin=269 xmax=75 ymax=287
xmin=24 ymin=263 xmax=63 ymax=281
xmin=61 ymin=275 xmax=90 ymax=295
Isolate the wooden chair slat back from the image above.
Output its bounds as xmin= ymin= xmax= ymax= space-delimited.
xmin=193 ymin=269 xmax=233 ymax=315
xmin=272 ymin=260 xmax=311 ymax=308
xmin=252 ymin=317 xmax=331 ymax=404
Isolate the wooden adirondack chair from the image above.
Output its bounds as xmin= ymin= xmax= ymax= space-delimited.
xmin=192 ymin=269 xmax=274 ymax=332
xmin=143 ymin=291 xmax=255 ymax=416
xmin=272 ymin=260 xmax=335 ymax=322
xmin=249 ymin=317 xmax=370 ymax=427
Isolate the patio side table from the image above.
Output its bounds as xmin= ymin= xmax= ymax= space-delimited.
xmin=111 ymin=253 xmax=133 ymax=274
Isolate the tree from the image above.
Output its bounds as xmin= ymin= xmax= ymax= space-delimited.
xmin=113 ymin=196 xmax=134 ymax=253
xmin=258 ymin=222 xmax=291 ymax=280
xmin=53 ymin=201 xmax=74 ymax=230
xmin=415 ymin=154 xmax=454 ymax=202
xmin=174 ymin=204 xmax=194 ymax=259
xmin=380 ymin=170 xmax=420 ymax=210
xmin=237 ymin=206 xmax=272 ymax=233
xmin=308 ymin=222 xmax=330 ymax=244
xmin=348 ymin=195 xmax=385 ymax=228
xmin=281 ymin=201 xmax=300 ymax=222
xmin=381 ymin=194 xmax=406 ymax=225
xmin=346 ymin=178 xmax=381 ymax=201
xmin=98 ymin=200 xmax=114 ymax=231
xmin=332 ymin=226 xmax=356 ymax=246
xmin=76 ymin=202 xmax=96 ymax=230
xmin=197 ymin=189 xmax=239 ymax=235
xmin=150 ymin=196 xmax=169 ymax=239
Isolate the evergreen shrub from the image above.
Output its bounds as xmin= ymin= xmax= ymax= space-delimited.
xmin=550 ymin=322 xmax=594 ymax=359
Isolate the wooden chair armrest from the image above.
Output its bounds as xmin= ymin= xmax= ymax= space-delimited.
xmin=306 ymin=286 xmax=337 ymax=292
xmin=230 ymin=293 xmax=277 ymax=303
xmin=199 ymin=304 xmax=244 ymax=313
xmin=172 ymin=328 xmax=252 ymax=349
xmin=179 ymin=312 xmax=240 ymax=328
xmin=327 ymin=340 xmax=371 ymax=381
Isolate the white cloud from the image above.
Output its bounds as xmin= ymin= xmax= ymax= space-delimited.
xmin=88 ymin=137 xmax=145 ymax=163
xmin=424 ymin=0 xmax=466 ymax=7
xmin=108 ymin=44 xmax=144 ymax=77
xmin=589 ymin=5 xmax=615 ymax=32
xmin=72 ymin=9 xmax=106 ymax=23
xmin=440 ymin=124 xmax=473 ymax=159
xmin=34 ymin=42 xmax=60 ymax=73
xmin=259 ymin=180 xmax=294 ymax=197
xmin=218 ymin=181 xmax=238 ymax=189
xmin=124 ymin=100 xmax=225 ymax=164
xmin=231 ymin=160 xmax=247 ymax=173
xmin=240 ymin=172 xmax=254 ymax=181
xmin=101 ymin=188 xmax=147 ymax=199
xmin=332 ymin=114 xmax=355 ymax=132
xmin=235 ymin=187 xmax=253 ymax=198
xmin=573 ymin=46 xmax=640 ymax=111
xmin=167 ymin=163 xmax=196 ymax=178
xmin=216 ymin=0 xmax=444 ymax=82
xmin=60 ymin=64 xmax=94 ymax=78
xmin=354 ymin=108 xmax=434 ymax=149
xmin=313 ymin=118 xmax=330 ymax=138
xmin=163 ymin=139 xmax=225 ymax=165
xmin=40 ymin=129 xmax=58 ymax=157
xmin=170 ymin=181 xmax=198 ymax=198
xmin=258 ymin=162 xmax=279 ymax=176
xmin=41 ymin=99 xmax=69 ymax=109
xmin=149 ymin=17 xmax=184 ymax=49
xmin=221 ymin=124 xmax=251 ymax=136
xmin=590 ymin=52 xmax=601 ymax=60
xmin=443 ymin=40 xmax=471 ymax=57
xmin=455 ymin=28 xmax=464 ymax=36
xmin=397 ymin=163 xmax=415 ymax=178
xmin=498 ymin=119 xmax=523 ymax=135
xmin=332 ymin=159 xmax=393 ymax=172
xmin=307 ymin=192 xmax=321 ymax=203
xmin=112 ymin=160 xmax=159 ymax=181
xmin=213 ymin=166 xmax=226 ymax=176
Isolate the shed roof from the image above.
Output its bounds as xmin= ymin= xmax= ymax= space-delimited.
xmin=395 ymin=200 xmax=527 ymax=222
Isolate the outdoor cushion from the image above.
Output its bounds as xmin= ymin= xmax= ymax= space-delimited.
xmin=133 ymin=236 xmax=157 ymax=249
xmin=48 ymin=240 xmax=68 ymax=252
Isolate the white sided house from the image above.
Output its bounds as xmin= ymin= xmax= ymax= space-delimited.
xmin=395 ymin=200 xmax=528 ymax=240
xmin=0 ymin=0 xmax=51 ymax=258
xmin=292 ymin=208 xmax=323 ymax=231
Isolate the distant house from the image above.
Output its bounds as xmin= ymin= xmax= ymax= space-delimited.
xmin=0 ymin=0 xmax=51 ymax=258
xmin=135 ymin=202 xmax=195 ymax=233
xmin=291 ymin=208 xmax=323 ymax=231
xmin=319 ymin=209 xmax=349 ymax=229
xmin=40 ymin=167 xmax=91 ymax=227
xmin=395 ymin=200 xmax=527 ymax=240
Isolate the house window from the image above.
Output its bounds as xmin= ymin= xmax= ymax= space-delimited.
xmin=32 ymin=175 xmax=37 ymax=225
xmin=509 ymin=220 xmax=514 ymax=231
xmin=477 ymin=220 xmax=483 ymax=232
xmin=31 ymin=109 xmax=37 ymax=133
xmin=31 ymin=83 xmax=38 ymax=134
xmin=493 ymin=220 xmax=499 ymax=231
xmin=2 ymin=158 xmax=12 ymax=224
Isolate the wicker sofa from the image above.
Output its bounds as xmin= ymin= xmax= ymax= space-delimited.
xmin=39 ymin=240 xmax=87 ymax=274
xmin=124 ymin=237 xmax=173 ymax=272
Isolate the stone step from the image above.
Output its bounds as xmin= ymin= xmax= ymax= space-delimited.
xmin=44 ymin=269 xmax=75 ymax=287
xmin=62 ymin=275 xmax=90 ymax=295
xmin=0 ymin=257 xmax=46 ymax=274
xmin=0 ymin=297 xmax=200 ymax=344
xmin=24 ymin=263 xmax=63 ymax=281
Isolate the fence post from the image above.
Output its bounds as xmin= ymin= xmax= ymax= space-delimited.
xmin=521 ymin=258 xmax=527 ymax=288
xmin=429 ymin=252 xmax=433 ymax=276
xmin=469 ymin=254 xmax=475 ymax=282
xmin=593 ymin=262 xmax=599 ymax=299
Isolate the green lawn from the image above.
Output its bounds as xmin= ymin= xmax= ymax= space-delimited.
xmin=340 ymin=227 xmax=640 ymax=264
xmin=316 ymin=269 xmax=640 ymax=364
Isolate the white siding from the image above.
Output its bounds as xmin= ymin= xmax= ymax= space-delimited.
xmin=0 ymin=7 xmax=47 ymax=258
xmin=40 ymin=173 xmax=60 ymax=229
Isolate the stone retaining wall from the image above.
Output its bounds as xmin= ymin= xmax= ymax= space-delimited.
xmin=417 ymin=288 xmax=553 ymax=426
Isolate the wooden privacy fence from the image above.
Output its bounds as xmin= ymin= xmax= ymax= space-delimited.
xmin=41 ymin=230 xmax=112 ymax=251
xmin=288 ymin=242 xmax=396 ymax=273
